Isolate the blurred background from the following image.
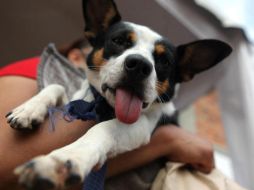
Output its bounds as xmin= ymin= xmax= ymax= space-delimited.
xmin=0 ymin=0 xmax=253 ymax=189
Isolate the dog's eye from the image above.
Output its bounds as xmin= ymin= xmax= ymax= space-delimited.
xmin=161 ymin=56 xmax=173 ymax=66
xmin=156 ymin=57 xmax=170 ymax=66
xmin=112 ymin=37 xmax=125 ymax=46
xmin=112 ymin=36 xmax=132 ymax=48
xmin=163 ymin=60 xmax=170 ymax=65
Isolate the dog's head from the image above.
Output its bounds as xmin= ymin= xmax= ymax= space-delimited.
xmin=82 ymin=0 xmax=232 ymax=124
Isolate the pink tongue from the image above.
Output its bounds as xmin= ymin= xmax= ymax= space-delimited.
xmin=115 ymin=88 xmax=142 ymax=124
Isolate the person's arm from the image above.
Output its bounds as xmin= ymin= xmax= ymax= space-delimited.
xmin=0 ymin=76 xmax=95 ymax=189
xmin=107 ymin=125 xmax=214 ymax=177
xmin=0 ymin=76 xmax=214 ymax=189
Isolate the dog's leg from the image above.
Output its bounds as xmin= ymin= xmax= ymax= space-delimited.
xmin=6 ymin=84 xmax=68 ymax=130
xmin=14 ymin=106 xmax=162 ymax=189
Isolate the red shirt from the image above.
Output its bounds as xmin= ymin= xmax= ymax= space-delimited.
xmin=0 ymin=57 xmax=40 ymax=79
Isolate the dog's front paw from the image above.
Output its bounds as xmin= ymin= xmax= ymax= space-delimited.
xmin=5 ymin=100 xmax=48 ymax=130
xmin=15 ymin=156 xmax=83 ymax=190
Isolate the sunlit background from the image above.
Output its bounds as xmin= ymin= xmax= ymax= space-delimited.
xmin=195 ymin=0 xmax=254 ymax=42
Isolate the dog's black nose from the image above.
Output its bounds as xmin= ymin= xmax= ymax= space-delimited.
xmin=124 ymin=54 xmax=152 ymax=80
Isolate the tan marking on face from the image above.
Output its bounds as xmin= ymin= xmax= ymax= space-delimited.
xmin=93 ymin=48 xmax=105 ymax=70
xmin=85 ymin=31 xmax=96 ymax=39
xmin=156 ymin=80 xmax=169 ymax=95
xmin=155 ymin=44 xmax=166 ymax=55
xmin=103 ymin=5 xmax=117 ymax=29
xmin=128 ymin=32 xmax=137 ymax=43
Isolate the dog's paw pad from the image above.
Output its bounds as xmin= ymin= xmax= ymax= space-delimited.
xmin=15 ymin=158 xmax=57 ymax=189
xmin=15 ymin=157 xmax=83 ymax=189
xmin=65 ymin=173 xmax=82 ymax=186
xmin=33 ymin=177 xmax=55 ymax=190
xmin=31 ymin=119 xmax=41 ymax=129
xmin=63 ymin=160 xmax=82 ymax=186
xmin=21 ymin=176 xmax=55 ymax=190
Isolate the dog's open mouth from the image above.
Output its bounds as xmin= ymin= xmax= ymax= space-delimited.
xmin=102 ymin=84 xmax=148 ymax=124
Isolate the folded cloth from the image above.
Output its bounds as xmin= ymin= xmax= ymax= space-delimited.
xmin=152 ymin=162 xmax=246 ymax=190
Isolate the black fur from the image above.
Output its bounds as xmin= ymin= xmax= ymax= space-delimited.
xmin=104 ymin=23 xmax=135 ymax=59
xmin=83 ymin=0 xmax=232 ymax=104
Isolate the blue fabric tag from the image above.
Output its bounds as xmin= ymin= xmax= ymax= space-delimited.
xmin=64 ymin=100 xmax=97 ymax=121
xmin=48 ymin=99 xmax=97 ymax=131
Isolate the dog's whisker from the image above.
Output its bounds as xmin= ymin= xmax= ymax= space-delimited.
xmin=156 ymin=83 xmax=171 ymax=102
xmin=156 ymin=96 xmax=166 ymax=125
xmin=156 ymin=81 xmax=164 ymax=85
xmin=88 ymin=65 xmax=104 ymax=68
xmin=156 ymin=86 xmax=165 ymax=92
xmin=163 ymin=94 xmax=171 ymax=103
xmin=88 ymin=66 xmax=105 ymax=70
xmin=155 ymin=84 xmax=166 ymax=93
xmin=157 ymin=95 xmax=164 ymax=104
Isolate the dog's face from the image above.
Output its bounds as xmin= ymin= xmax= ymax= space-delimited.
xmin=82 ymin=0 xmax=232 ymax=124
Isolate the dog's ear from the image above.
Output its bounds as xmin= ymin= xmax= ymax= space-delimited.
xmin=175 ymin=39 xmax=232 ymax=83
xmin=83 ymin=0 xmax=121 ymax=46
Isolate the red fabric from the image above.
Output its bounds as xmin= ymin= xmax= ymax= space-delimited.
xmin=0 ymin=57 xmax=40 ymax=79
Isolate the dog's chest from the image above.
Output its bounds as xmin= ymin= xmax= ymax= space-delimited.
xmin=90 ymin=86 xmax=115 ymax=122
xmin=95 ymin=99 xmax=115 ymax=122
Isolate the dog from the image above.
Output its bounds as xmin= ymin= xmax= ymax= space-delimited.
xmin=6 ymin=0 xmax=232 ymax=189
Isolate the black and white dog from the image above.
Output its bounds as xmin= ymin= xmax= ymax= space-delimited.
xmin=6 ymin=0 xmax=232 ymax=189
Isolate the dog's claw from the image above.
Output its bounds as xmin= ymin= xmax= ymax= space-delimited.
xmin=7 ymin=116 xmax=14 ymax=124
xmin=10 ymin=118 xmax=18 ymax=127
xmin=5 ymin=100 xmax=47 ymax=130
xmin=5 ymin=111 xmax=12 ymax=118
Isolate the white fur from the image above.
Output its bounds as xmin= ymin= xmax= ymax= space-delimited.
xmin=10 ymin=22 xmax=175 ymax=188
xmin=98 ymin=22 xmax=163 ymax=107
xmin=7 ymin=84 xmax=68 ymax=129
xmin=13 ymin=83 xmax=170 ymax=187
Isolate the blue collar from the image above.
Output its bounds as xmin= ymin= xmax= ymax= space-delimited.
xmin=48 ymin=85 xmax=115 ymax=130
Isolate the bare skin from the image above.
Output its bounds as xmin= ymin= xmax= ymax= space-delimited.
xmin=107 ymin=125 xmax=214 ymax=177
xmin=0 ymin=76 xmax=94 ymax=189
